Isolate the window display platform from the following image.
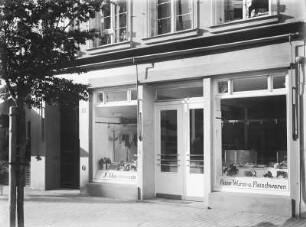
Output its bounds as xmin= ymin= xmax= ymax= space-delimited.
xmin=86 ymin=182 xmax=138 ymax=200
xmin=208 ymin=192 xmax=293 ymax=217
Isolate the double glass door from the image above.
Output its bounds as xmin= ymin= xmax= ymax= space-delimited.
xmin=155 ymin=102 xmax=204 ymax=200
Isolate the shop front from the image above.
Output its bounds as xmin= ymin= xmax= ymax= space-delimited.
xmin=209 ymin=70 xmax=295 ymax=216
xmin=87 ymin=86 xmax=139 ymax=199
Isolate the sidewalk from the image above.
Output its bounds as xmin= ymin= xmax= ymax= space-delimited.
xmin=1 ymin=186 xmax=306 ymax=227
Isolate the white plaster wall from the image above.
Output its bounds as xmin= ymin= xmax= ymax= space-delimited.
xmin=79 ymin=100 xmax=90 ymax=193
xmin=140 ymin=85 xmax=155 ymax=199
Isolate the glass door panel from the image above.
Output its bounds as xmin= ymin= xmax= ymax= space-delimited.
xmin=185 ymin=104 xmax=204 ymax=200
xmin=160 ymin=110 xmax=179 ymax=172
xmin=189 ymin=109 xmax=204 ymax=174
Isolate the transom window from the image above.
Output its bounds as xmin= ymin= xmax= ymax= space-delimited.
xmin=96 ymin=87 xmax=137 ymax=104
xmin=90 ymin=0 xmax=129 ymax=47
xmin=215 ymin=0 xmax=277 ymax=25
xmin=217 ymin=74 xmax=287 ymax=95
xmin=150 ymin=0 xmax=195 ymax=36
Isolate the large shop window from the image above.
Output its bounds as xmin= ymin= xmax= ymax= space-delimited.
xmin=221 ymin=95 xmax=288 ymax=192
xmin=215 ymin=0 xmax=277 ymax=25
xmin=93 ymin=88 xmax=137 ymax=184
xmin=150 ymin=0 xmax=195 ymax=37
xmin=90 ymin=0 xmax=129 ymax=48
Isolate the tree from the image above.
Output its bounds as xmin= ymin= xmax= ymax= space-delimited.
xmin=0 ymin=1 xmax=101 ymax=226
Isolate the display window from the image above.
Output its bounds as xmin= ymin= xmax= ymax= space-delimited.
xmin=92 ymin=88 xmax=138 ymax=184
xmin=215 ymin=73 xmax=290 ymax=195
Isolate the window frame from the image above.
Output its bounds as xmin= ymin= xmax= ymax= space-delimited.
xmin=89 ymin=0 xmax=131 ymax=48
xmin=213 ymin=72 xmax=291 ymax=196
xmin=213 ymin=0 xmax=278 ymax=26
xmin=149 ymin=0 xmax=197 ymax=38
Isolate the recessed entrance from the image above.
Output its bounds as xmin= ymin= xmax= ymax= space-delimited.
xmin=155 ymin=101 xmax=204 ymax=200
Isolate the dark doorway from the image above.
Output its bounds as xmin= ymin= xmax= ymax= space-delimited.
xmin=60 ymin=105 xmax=80 ymax=188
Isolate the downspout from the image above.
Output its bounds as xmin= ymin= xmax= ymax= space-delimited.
xmin=298 ymin=35 xmax=306 ymax=218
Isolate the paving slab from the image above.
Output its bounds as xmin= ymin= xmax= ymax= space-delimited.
xmin=0 ymin=186 xmax=306 ymax=227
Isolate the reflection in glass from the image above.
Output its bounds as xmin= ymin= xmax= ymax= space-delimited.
xmin=224 ymin=0 xmax=243 ymax=22
xmin=157 ymin=0 xmax=171 ymax=34
xmin=233 ymin=76 xmax=267 ymax=92
xmin=273 ymin=75 xmax=286 ymax=89
xmin=160 ymin=110 xmax=178 ymax=172
xmin=189 ymin=109 xmax=204 ymax=174
xmin=93 ymin=105 xmax=138 ymax=184
xmin=106 ymin=90 xmax=127 ymax=102
xmin=221 ymin=96 xmax=287 ymax=179
xmin=218 ymin=81 xmax=228 ymax=93
xmin=157 ymin=86 xmax=203 ymax=100
xmin=176 ymin=0 xmax=192 ymax=31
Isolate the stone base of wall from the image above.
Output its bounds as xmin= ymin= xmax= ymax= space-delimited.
xmin=86 ymin=182 xmax=138 ymax=200
xmin=208 ymin=192 xmax=293 ymax=217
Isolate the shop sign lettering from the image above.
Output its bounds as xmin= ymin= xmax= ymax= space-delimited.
xmin=219 ymin=177 xmax=288 ymax=191
xmin=95 ymin=170 xmax=137 ymax=183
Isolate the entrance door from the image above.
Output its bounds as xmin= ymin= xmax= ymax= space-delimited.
xmin=155 ymin=104 xmax=184 ymax=199
xmin=60 ymin=106 xmax=80 ymax=188
xmin=155 ymin=102 xmax=204 ymax=200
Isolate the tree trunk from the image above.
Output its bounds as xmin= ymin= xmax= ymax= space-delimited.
xmin=16 ymin=100 xmax=27 ymax=227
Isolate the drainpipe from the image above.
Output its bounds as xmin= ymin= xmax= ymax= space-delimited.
xmin=298 ymin=36 xmax=306 ymax=217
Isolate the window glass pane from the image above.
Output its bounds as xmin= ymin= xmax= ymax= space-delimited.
xmin=248 ymin=0 xmax=269 ymax=18
xmin=176 ymin=14 xmax=192 ymax=31
xmin=158 ymin=18 xmax=171 ymax=34
xmin=158 ymin=2 xmax=171 ymax=18
xmin=176 ymin=0 xmax=192 ymax=15
xmin=273 ymin=75 xmax=286 ymax=89
xmin=118 ymin=13 xmax=127 ymax=27
xmin=190 ymin=109 xmax=204 ymax=174
xmin=102 ymin=2 xmax=111 ymax=17
xmin=157 ymin=86 xmax=203 ymax=100
xmin=233 ymin=76 xmax=267 ymax=92
xmin=106 ymin=91 xmax=127 ymax=102
xmin=161 ymin=110 xmax=178 ymax=172
xmin=97 ymin=92 xmax=104 ymax=103
xmin=131 ymin=89 xmax=137 ymax=100
xmin=100 ymin=34 xmax=111 ymax=45
xmin=117 ymin=0 xmax=127 ymax=13
xmin=224 ymin=0 xmax=243 ymax=23
xmin=218 ymin=81 xmax=229 ymax=93
xmin=103 ymin=16 xmax=111 ymax=29
xmin=158 ymin=0 xmax=171 ymax=4
xmin=115 ymin=28 xmax=127 ymax=42
xmin=221 ymin=96 xmax=287 ymax=180
xmin=93 ymin=106 xmax=137 ymax=184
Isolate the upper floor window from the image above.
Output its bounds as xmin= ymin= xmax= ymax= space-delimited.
xmin=90 ymin=0 xmax=129 ymax=48
xmin=215 ymin=0 xmax=277 ymax=25
xmin=150 ymin=0 xmax=195 ymax=37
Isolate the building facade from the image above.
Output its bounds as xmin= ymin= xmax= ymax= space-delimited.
xmin=5 ymin=0 xmax=303 ymax=218
xmin=76 ymin=0 xmax=306 ymax=217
